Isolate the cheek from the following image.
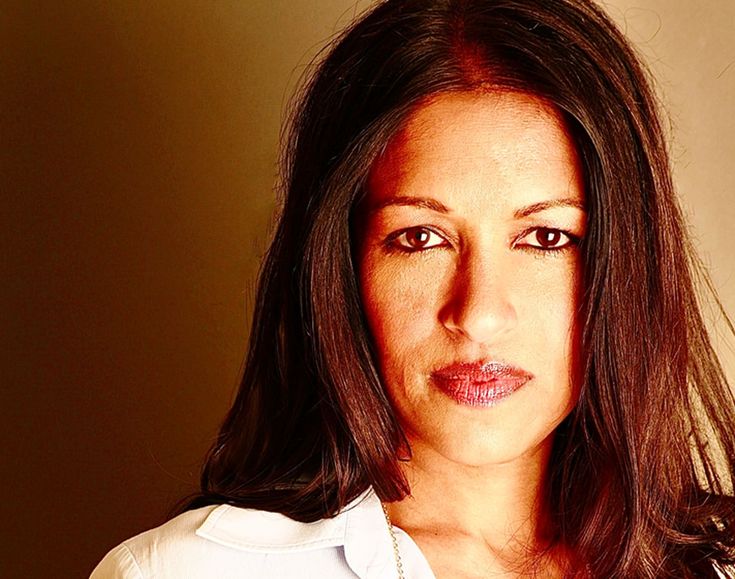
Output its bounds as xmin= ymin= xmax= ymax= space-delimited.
xmin=358 ymin=254 xmax=444 ymax=359
xmin=360 ymin=269 xmax=413 ymax=339
xmin=540 ymin=270 xmax=584 ymax=393
xmin=515 ymin=262 xmax=582 ymax=364
xmin=521 ymin=255 xmax=581 ymax=313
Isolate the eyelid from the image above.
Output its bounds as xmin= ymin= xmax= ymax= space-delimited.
xmin=384 ymin=225 xmax=579 ymax=253
xmin=386 ymin=226 xmax=450 ymax=250
xmin=514 ymin=226 xmax=579 ymax=249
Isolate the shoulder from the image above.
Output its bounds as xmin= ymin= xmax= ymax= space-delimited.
xmin=90 ymin=505 xmax=221 ymax=579
xmin=90 ymin=504 xmax=348 ymax=579
xmin=90 ymin=491 xmax=395 ymax=579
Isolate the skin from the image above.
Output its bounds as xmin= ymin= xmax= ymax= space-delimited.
xmin=356 ymin=91 xmax=587 ymax=578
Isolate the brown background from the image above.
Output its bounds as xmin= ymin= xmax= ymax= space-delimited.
xmin=1 ymin=1 xmax=733 ymax=578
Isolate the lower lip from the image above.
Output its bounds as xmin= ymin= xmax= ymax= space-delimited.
xmin=432 ymin=376 xmax=529 ymax=407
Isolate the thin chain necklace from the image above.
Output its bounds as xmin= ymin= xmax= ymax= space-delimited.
xmin=381 ymin=502 xmax=406 ymax=579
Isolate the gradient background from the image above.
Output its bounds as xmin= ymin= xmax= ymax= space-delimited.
xmin=2 ymin=1 xmax=733 ymax=577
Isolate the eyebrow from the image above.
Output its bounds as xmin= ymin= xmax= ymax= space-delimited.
xmin=367 ymin=196 xmax=451 ymax=214
xmin=513 ymin=197 xmax=587 ymax=219
xmin=367 ymin=195 xmax=586 ymax=217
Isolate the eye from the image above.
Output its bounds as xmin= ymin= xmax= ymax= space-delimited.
xmin=388 ymin=226 xmax=448 ymax=252
xmin=516 ymin=227 xmax=579 ymax=252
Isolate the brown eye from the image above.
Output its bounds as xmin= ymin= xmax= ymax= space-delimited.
xmin=516 ymin=227 xmax=577 ymax=253
xmin=406 ymin=228 xmax=431 ymax=247
xmin=392 ymin=226 xmax=446 ymax=251
xmin=535 ymin=228 xmax=562 ymax=248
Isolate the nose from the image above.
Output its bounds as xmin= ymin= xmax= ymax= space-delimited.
xmin=438 ymin=250 xmax=517 ymax=344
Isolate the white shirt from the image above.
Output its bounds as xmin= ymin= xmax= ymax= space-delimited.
xmin=90 ymin=489 xmax=437 ymax=578
xmin=91 ymin=489 xmax=734 ymax=579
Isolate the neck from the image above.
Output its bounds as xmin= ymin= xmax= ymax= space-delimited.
xmin=386 ymin=437 xmax=561 ymax=575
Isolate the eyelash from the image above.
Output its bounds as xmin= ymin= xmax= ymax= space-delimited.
xmin=384 ymin=226 xmax=581 ymax=256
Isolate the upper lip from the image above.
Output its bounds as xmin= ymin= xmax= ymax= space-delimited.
xmin=431 ymin=360 xmax=533 ymax=382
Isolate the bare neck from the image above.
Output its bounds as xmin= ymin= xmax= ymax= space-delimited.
xmin=387 ymin=438 xmax=561 ymax=577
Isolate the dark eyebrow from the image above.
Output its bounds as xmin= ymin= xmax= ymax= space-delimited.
xmin=513 ymin=197 xmax=586 ymax=219
xmin=366 ymin=195 xmax=451 ymax=215
xmin=365 ymin=195 xmax=586 ymax=217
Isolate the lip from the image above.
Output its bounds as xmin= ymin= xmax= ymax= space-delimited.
xmin=430 ymin=361 xmax=533 ymax=407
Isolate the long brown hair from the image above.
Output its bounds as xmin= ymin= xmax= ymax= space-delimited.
xmin=186 ymin=1 xmax=735 ymax=576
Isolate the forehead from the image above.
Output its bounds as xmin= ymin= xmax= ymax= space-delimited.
xmin=367 ymin=91 xmax=583 ymax=207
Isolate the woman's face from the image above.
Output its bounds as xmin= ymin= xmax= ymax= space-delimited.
xmin=356 ymin=91 xmax=586 ymax=467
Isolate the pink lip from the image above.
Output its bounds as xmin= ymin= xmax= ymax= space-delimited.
xmin=431 ymin=361 xmax=533 ymax=407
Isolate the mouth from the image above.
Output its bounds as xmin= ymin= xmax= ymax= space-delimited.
xmin=430 ymin=361 xmax=533 ymax=407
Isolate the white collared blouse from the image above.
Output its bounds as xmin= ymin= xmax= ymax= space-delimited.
xmin=90 ymin=490 xmax=437 ymax=578
xmin=91 ymin=489 xmax=734 ymax=579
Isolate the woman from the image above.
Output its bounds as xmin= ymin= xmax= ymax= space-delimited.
xmin=92 ymin=0 xmax=735 ymax=577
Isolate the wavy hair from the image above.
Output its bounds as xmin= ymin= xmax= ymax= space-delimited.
xmin=185 ymin=1 xmax=735 ymax=576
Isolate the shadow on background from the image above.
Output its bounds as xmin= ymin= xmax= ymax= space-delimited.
xmin=1 ymin=1 xmax=372 ymax=576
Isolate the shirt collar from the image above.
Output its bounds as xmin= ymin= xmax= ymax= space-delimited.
xmin=343 ymin=490 xmax=397 ymax=578
xmin=195 ymin=489 xmax=397 ymax=578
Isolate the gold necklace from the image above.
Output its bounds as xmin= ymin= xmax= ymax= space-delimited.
xmin=381 ymin=502 xmax=406 ymax=579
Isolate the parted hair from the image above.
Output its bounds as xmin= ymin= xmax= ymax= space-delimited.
xmin=184 ymin=1 xmax=735 ymax=576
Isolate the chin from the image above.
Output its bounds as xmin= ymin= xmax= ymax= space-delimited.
xmin=412 ymin=427 xmax=558 ymax=469
xmin=395 ymin=379 xmax=576 ymax=470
